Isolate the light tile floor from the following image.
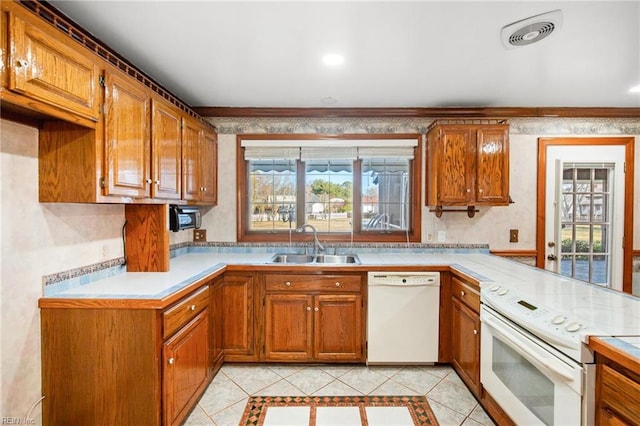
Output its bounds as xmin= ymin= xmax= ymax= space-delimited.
xmin=184 ymin=364 xmax=496 ymax=426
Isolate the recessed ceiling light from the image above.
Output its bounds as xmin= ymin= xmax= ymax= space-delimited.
xmin=630 ymin=84 xmax=640 ymax=93
xmin=322 ymin=53 xmax=344 ymax=67
xmin=321 ymin=96 xmax=338 ymax=105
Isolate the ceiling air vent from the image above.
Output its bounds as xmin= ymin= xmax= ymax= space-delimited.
xmin=501 ymin=9 xmax=562 ymax=48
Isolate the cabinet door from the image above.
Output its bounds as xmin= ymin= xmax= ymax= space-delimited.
xmin=438 ymin=127 xmax=475 ymax=204
xmin=200 ymin=130 xmax=218 ymax=204
xmin=222 ymin=273 xmax=256 ymax=360
xmin=476 ymin=126 xmax=510 ymax=205
xmin=181 ymin=118 xmax=202 ymax=201
xmin=151 ymin=99 xmax=181 ymax=200
xmin=210 ymin=278 xmax=224 ymax=372
xmin=9 ymin=13 xmax=99 ymax=120
xmin=103 ymin=71 xmax=151 ymax=198
xmin=265 ymin=294 xmax=314 ymax=361
xmin=163 ymin=310 xmax=210 ymax=426
xmin=314 ymin=294 xmax=363 ymax=362
xmin=451 ymin=296 xmax=481 ymax=396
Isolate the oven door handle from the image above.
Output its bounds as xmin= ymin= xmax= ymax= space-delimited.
xmin=482 ymin=315 xmax=575 ymax=382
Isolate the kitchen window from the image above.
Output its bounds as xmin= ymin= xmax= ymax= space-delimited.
xmin=237 ymin=134 xmax=422 ymax=243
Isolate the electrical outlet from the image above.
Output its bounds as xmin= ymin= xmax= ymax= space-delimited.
xmin=194 ymin=229 xmax=207 ymax=242
xmin=509 ymin=229 xmax=519 ymax=243
xmin=437 ymin=231 xmax=446 ymax=242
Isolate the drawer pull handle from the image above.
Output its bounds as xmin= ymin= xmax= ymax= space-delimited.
xmin=306 ymin=306 xmax=311 ymax=311
xmin=335 ymin=282 xmax=340 ymax=287
xmin=473 ymin=329 xmax=478 ymax=335
xmin=168 ymin=357 xmax=175 ymax=365
xmin=285 ymin=281 xmax=291 ymax=287
xmin=460 ymin=290 xmax=465 ymax=297
xmin=190 ymin=305 xmax=196 ymax=311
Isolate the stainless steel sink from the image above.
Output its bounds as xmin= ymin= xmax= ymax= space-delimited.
xmin=314 ymin=254 xmax=360 ymax=264
xmin=267 ymin=253 xmax=360 ymax=264
xmin=269 ymin=254 xmax=316 ymax=264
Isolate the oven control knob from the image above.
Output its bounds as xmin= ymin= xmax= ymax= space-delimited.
xmin=565 ymin=322 xmax=581 ymax=332
xmin=497 ymin=288 xmax=508 ymax=296
xmin=490 ymin=284 xmax=501 ymax=292
xmin=551 ymin=315 xmax=566 ymax=325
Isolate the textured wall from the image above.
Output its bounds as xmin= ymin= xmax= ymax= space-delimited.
xmin=204 ymin=117 xmax=640 ymax=251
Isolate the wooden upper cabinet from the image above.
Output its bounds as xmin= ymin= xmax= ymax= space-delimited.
xmin=7 ymin=12 xmax=99 ymax=121
xmin=200 ymin=130 xmax=218 ymax=204
xmin=182 ymin=117 xmax=218 ymax=204
xmin=103 ymin=70 xmax=151 ymax=198
xmin=151 ymin=99 xmax=182 ymax=200
xmin=426 ymin=123 xmax=510 ymax=207
xmin=476 ymin=126 xmax=510 ymax=204
xmin=181 ymin=117 xmax=203 ymax=202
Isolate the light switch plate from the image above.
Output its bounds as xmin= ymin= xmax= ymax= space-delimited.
xmin=509 ymin=229 xmax=519 ymax=243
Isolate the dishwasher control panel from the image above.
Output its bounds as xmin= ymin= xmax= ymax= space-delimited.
xmin=368 ymin=272 xmax=440 ymax=286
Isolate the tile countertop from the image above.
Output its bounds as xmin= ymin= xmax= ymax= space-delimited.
xmin=43 ymin=252 xmax=640 ymax=362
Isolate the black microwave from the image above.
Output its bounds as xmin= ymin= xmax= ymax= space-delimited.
xmin=169 ymin=205 xmax=201 ymax=232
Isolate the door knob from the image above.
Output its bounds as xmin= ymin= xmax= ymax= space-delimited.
xmin=547 ymin=254 xmax=558 ymax=261
xmin=548 ymin=241 xmax=556 ymax=248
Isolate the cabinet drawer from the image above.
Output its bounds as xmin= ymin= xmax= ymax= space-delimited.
xmin=600 ymin=364 xmax=640 ymax=424
xmin=163 ymin=286 xmax=209 ymax=339
xmin=265 ymin=274 xmax=362 ymax=292
xmin=452 ymin=277 xmax=480 ymax=313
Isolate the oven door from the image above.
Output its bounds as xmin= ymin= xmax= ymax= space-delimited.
xmin=480 ymin=306 xmax=584 ymax=426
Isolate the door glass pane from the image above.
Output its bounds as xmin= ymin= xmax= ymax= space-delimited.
xmin=493 ymin=337 xmax=554 ymax=425
xmin=559 ymin=164 xmax=613 ymax=287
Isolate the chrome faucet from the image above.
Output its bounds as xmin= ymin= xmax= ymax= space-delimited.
xmin=295 ymin=223 xmax=324 ymax=255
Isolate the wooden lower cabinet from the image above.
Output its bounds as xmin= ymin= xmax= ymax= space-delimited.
xmin=450 ymin=275 xmax=481 ymax=397
xmin=222 ymin=272 xmax=257 ymax=361
xmin=263 ymin=273 xmax=365 ymax=362
xmin=40 ymin=283 xmax=214 ymax=426
xmin=595 ymin=359 xmax=640 ymax=425
xmin=163 ymin=310 xmax=209 ymax=426
xmin=314 ymin=294 xmax=363 ymax=361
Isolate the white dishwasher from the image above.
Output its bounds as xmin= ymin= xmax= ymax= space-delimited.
xmin=367 ymin=271 xmax=440 ymax=364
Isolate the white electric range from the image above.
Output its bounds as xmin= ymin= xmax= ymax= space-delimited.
xmin=472 ymin=260 xmax=640 ymax=426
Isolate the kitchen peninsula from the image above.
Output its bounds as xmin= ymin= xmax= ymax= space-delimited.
xmin=39 ymin=247 xmax=640 ymax=425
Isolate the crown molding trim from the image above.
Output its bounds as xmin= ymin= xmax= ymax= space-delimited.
xmin=194 ymin=106 xmax=640 ymax=119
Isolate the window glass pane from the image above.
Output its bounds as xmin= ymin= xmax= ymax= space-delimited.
xmin=248 ymin=160 xmax=297 ymax=231
xmin=575 ymin=168 xmax=591 ymax=192
xmin=361 ymin=158 xmax=410 ymax=231
xmin=304 ymin=160 xmax=353 ymax=233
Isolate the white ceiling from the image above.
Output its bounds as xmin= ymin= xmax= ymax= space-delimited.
xmin=49 ymin=1 xmax=640 ymax=109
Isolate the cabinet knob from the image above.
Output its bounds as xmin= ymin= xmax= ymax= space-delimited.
xmin=478 ymin=188 xmax=483 ymax=193
xmin=460 ymin=290 xmax=465 ymax=297
xmin=335 ymin=282 xmax=340 ymax=287
xmin=145 ymin=178 xmax=153 ymax=184
xmin=314 ymin=307 xmax=319 ymax=312
xmin=154 ymin=180 xmax=160 ymax=185
xmin=285 ymin=281 xmax=291 ymax=287
xmin=168 ymin=357 xmax=175 ymax=365
xmin=189 ymin=305 xmax=196 ymax=311
xmin=473 ymin=329 xmax=478 ymax=335
xmin=16 ymin=59 xmax=28 ymax=68
xmin=306 ymin=306 xmax=311 ymax=311
xmin=466 ymin=189 xmax=471 ymax=193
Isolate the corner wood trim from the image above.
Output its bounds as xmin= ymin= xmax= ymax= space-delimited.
xmin=193 ymin=106 xmax=640 ymax=119
xmin=490 ymin=250 xmax=537 ymax=257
